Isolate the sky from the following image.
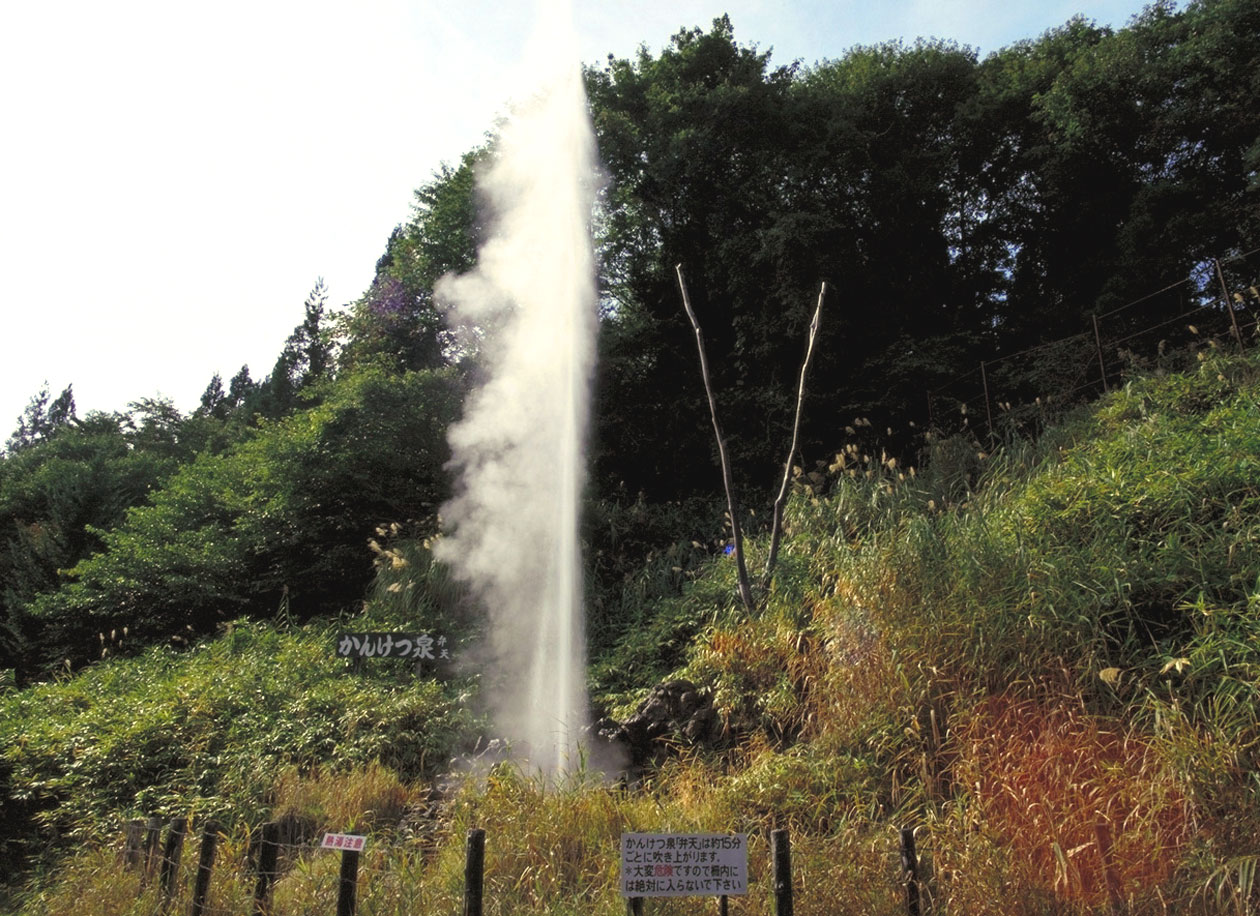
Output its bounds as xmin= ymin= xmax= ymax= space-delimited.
xmin=0 ymin=0 xmax=1162 ymax=434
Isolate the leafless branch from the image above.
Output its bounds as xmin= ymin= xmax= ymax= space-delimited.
xmin=676 ymin=264 xmax=757 ymax=615
xmin=762 ymin=283 xmax=826 ymax=590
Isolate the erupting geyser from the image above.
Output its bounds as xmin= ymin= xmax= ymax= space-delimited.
xmin=433 ymin=0 xmax=599 ymax=776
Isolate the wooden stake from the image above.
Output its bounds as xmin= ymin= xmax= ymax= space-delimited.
xmin=980 ymin=361 xmax=994 ymax=442
xmin=1215 ymin=258 xmax=1244 ymax=348
xmin=143 ymin=814 xmax=163 ymax=880
xmin=464 ymin=829 xmax=486 ymax=916
xmin=253 ymin=821 xmax=280 ymax=916
xmin=1092 ymin=314 xmax=1109 ymax=393
xmin=1094 ymin=821 xmax=1123 ymax=913
xmin=337 ymin=848 xmax=360 ymax=916
xmin=900 ymin=828 xmax=921 ymax=916
xmin=158 ymin=817 xmax=187 ymax=914
xmin=122 ymin=820 xmax=144 ymax=870
xmin=772 ymin=829 xmax=793 ymax=916
xmin=190 ymin=822 xmax=219 ymax=916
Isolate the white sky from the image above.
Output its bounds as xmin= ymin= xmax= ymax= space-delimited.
xmin=0 ymin=0 xmax=1158 ymax=433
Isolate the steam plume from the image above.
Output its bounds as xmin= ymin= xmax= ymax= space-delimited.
xmin=433 ymin=1 xmax=599 ymax=776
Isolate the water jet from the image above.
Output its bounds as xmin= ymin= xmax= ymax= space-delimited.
xmin=433 ymin=0 xmax=599 ymax=778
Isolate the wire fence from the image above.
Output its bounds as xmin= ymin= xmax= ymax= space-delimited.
xmin=119 ymin=815 xmax=399 ymax=916
xmin=117 ymin=818 xmax=916 ymax=916
xmin=925 ymin=248 xmax=1260 ymax=443
xmin=94 ymin=247 xmax=1260 ymax=916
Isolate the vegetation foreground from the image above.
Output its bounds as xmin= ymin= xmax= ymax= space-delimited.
xmin=3 ymin=347 xmax=1259 ymax=915
xmin=3 ymin=5 xmax=1259 ymax=912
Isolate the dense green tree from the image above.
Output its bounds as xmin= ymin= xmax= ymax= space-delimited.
xmin=947 ymin=0 xmax=1257 ymax=348
xmin=585 ymin=5 xmax=1259 ymax=501
xmin=793 ymin=39 xmax=988 ymax=424
xmin=198 ymin=373 xmax=229 ymax=420
xmin=25 ymin=368 xmax=463 ymax=672
xmin=258 ymin=279 xmax=336 ymax=418
xmin=588 ymin=20 xmax=989 ymax=500
xmin=587 ymin=17 xmax=810 ymax=501
xmin=338 ymin=156 xmax=482 ymax=373
xmin=227 ymin=365 xmax=257 ymax=409
xmin=5 ymin=385 xmax=76 ymax=454
xmin=0 ymin=412 xmax=181 ymax=683
xmin=1083 ymin=0 xmax=1260 ymax=304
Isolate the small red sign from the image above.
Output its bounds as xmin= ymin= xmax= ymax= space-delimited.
xmin=321 ymin=833 xmax=367 ymax=852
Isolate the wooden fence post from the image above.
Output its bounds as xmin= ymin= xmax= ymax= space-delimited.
xmin=122 ymin=819 xmax=144 ymax=869
xmin=464 ymin=828 xmax=486 ymax=916
xmin=900 ymin=828 xmax=921 ymax=916
xmin=253 ymin=821 xmax=281 ymax=916
xmin=190 ymin=821 xmax=219 ymax=916
xmin=980 ymin=361 xmax=994 ymax=443
xmin=1092 ymin=314 xmax=1110 ymax=393
xmin=157 ymin=816 xmax=187 ymax=914
xmin=337 ymin=848 xmax=360 ymax=916
xmin=1215 ymin=258 xmax=1244 ymax=348
xmin=771 ymin=829 xmax=793 ymax=916
xmin=626 ymin=896 xmax=644 ymax=916
xmin=143 ymin=814 xmax=163 ymax=880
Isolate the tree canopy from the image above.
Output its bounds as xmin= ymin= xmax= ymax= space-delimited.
xmin=2 ymin=1 xmax=1257 ymax=679
xmin=581 ymin=2 xmax=1258 ymax=500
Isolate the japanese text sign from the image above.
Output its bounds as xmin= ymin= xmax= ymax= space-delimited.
xmin=336 ymin=632 xmax=449 ymax=660
xmin=620 ymin=833 xmax=748 ymax=897
xmin=320 ymin=833 xmax=367 ymax=852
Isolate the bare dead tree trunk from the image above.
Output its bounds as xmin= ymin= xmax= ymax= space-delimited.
xmin=676 ymin=264 xmax=757 ymax=615
xmin=762 ymin=283 xmax=825 ymax=590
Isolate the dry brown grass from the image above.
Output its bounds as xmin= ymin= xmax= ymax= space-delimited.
xmin=951 ymin=692 xmax=1194 ymax=911
xmin=269 ymin=762 xmax=420 ymax=835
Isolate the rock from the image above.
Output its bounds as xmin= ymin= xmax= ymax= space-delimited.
xmin=597 ymin=679 xmax=720 ymax=772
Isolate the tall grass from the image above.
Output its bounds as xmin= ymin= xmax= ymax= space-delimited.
xmin=0 ymin=616 xmax=473 ymax=887
xmin=7 ymin=348 xmax=1260 ymax=914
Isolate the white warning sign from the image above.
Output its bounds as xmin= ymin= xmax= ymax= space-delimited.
xmin=620 ymin=833 xmax=748 ymax=897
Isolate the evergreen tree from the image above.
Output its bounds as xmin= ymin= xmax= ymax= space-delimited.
xmin=227 ymin=365 xmax=257 ymax=412
xmin=197 ymin=373 xmax=228 ymax=420
xmin=338 ymin=156 xmax=482 ymax=373
xmin=260 ymin=279 xmax=335 ymax=418
xmin=6 ymin=385 xmax=75 ymax=454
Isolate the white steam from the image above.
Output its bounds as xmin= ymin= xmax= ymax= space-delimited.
xmin=433 ymin=1 xmax=599 ymax=777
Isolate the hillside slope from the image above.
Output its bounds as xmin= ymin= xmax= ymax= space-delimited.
xmin=5 ymin=347 xmax=1260 ymax=915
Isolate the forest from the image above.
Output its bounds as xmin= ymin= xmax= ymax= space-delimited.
xmin=2 ymin=2 xmax=1260 ymax=912
xmin=3 ymin=0 xmax=1256 ymax=680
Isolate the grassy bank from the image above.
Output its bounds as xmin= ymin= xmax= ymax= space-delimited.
xmin=6 ymin=348 xmax=1260 ymax=914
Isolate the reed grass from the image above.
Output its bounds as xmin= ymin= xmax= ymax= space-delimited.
xmin=8 ymin=348 xmax=1260 ymax=914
